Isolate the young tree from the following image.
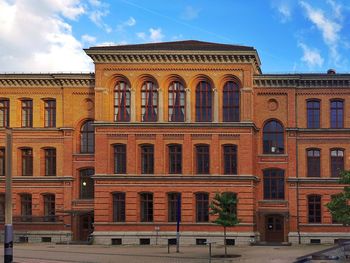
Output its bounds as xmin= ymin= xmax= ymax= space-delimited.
xmin=210 ymin=192 xmax=239 ymax=257
xmin=326 ymin=170 xmax=350 ymax=226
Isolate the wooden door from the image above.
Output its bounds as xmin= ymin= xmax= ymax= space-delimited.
xmin=265 ymin=214 xmax=284 ymax=243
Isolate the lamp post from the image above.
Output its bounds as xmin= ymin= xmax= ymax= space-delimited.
xmin=4 ymin=128 xmax=13 ymax=263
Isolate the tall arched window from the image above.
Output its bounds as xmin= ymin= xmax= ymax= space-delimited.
xmin=80 ymin=120 xmax=94 ymax=153
xmin=168 ymin=81 xmax=185 ymax=122
xmin=195 ymin=81 xmax=212 ymax=122
xmin=307 ymin=100 xmax=320 ymax=128
xmin=80 ymin=168 xmax=94 ymax=199
xmin=330 ymin=99 xmax=343 ymax=128
xmin=263 ymin=120 xmax=284 ymax=154
xmin=141 ymin=81 xmax=158 ymax=122
xmin=223 ymin=81 xmax=240 ymax=122
xmin=114 ymin=81 xmax=130 ymax=122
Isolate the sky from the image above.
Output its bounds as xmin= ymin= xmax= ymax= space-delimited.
xmin=0 ymin=0 xmax=349 ymax=73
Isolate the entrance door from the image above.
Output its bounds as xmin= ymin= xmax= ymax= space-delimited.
xmin=79 ymin=213 xmax=94 ymax=241
xmin=265 ymin=214 xmax=284 ymax=243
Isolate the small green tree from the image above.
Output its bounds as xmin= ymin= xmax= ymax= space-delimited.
xmin=210 ymin=192 xmax=239 ymax=257
xmin=326 ymin=170 xmax=350 ymax=226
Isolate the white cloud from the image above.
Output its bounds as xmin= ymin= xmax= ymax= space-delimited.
xmin=137 ymin=28 xmax=164 ymax=43
xmin=0 ymin=0 xmax=92 ymax=72
xmin=88 ymin=0 xmax=111 ymax=33
xmin=181 ymin=6 xmax=200 ymax=20
xmin=116 ymin=17 xmax=136 ymax=31
xmin=81 ymin=34 xmax=96 ymax=44
xmin=298 ymin=42 xmax=324 ymax=68
xmin=271 ymin=0 xmax=292 ymax=23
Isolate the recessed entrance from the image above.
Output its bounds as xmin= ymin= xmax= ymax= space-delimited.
xmin=78 ymin=212 xmax=94 ymax=241
xmin=265 ymin=214 xmax=284 ymax=243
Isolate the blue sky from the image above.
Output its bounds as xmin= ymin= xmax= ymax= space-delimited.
xmin=0 ymin=0 xmax=349 ymax=73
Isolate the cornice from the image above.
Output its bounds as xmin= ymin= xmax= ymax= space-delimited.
xmin=286 ymin=128 xmax=350 ymax=133
xmin=85 ymin=50 xmax=261 ymax=74
xmin=0 ymin=176 xmax=74 ymax=182
xmin=287 ymin=177 xmax=341 ymax=183
xmin=254 ymin=75 xmax=350 ymax=89
xmin=0 ymin=73 xmax=95 ymax=88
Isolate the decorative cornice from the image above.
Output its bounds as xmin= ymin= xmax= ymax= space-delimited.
xmin=0 ymin=73 xmax=95 ymax=88
xmin=254 ymin=75 xmax=350 ymax=89
xmin=84 ymin=50 xmax=261 ymax=74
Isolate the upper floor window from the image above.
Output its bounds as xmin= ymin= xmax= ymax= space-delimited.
xmin=141 ymin=81 xmax=158 ymax=122
xmin=0 ymin=194 xmax=4 ymax=221
xmin=308 ymin=195 xmax=321 ymax=223
xmin=43 ymin=194 xmax=55 ymax=222
xmin=80 ymin=120 xmax=94 ymax=153
xmin=44 ymin=99 xmax=56 ymax=128
xmin=21 ymin=148 xmax=33 ymax=176
xmin=114 ymin=81 xmax=130 ymax=122
xmin=331 ymin=149 xmax=344 ymax=177
xmin=0 ymin=99 xmax=9 ymax=128
xmin=307 ymin=149 xmax=320 ymax=177
xmin=196 ymin=81 xmax=212 ymax=122
xmin=168 ymin=81 xmax=185 ymax=122
xmin=263 ymin=169 xmax=284 ymax=200
xmin=45 ymin=148 xmax=56 ymax=176
xmin=80 ymin=168 xmax=94 ymax=199
xmin=196 ymin=145 xmax=210 ymax=174
xmin=223 ymin=81 xmax=240 ymax=122
xmin=114 ymin=144 xmax=126 ymax=174
xmin=168 ymin=144 xmax=182 ymax=174
xmin=307 ymin=100 xmax=320 ymax=128
xmin=0 ymin=148 xmax=4 ymax=176
xmin=21 ymin=99 xmax=33 ymax=128
xmin=196 ymin=192 xmax=209 ymax=222
xmin=263 ymin=120 xmax=284 ymax=154
xmin=141 ymin=144 xmax=154 ymax=174
xmin=21 ymin=194 xmax=32 ymax=221
xmin=113 ymin=192 xmax=126 ymax=222
xmin=168 ymin=192 xmax=181 ymax=222
xmin=140 ymin=192 xmax=153 ymax=222
xmin=223 ymin=144 xmax=237 ymax=175
xmin=330 ymin=100 xmax=343 ymax=128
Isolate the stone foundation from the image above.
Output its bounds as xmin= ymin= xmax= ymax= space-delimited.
xmin=288 ymin=232 xmax=350 ymax=244
xmin=0 ymin=231 xmax=72 ymax=243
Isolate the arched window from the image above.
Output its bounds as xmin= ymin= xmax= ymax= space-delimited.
xmin=263 ymin=169 xmax=285 ymax=200
xmin=44 ymin=148 xmax=56 ymax=176
xmin=141 ymin=144 xmax=154 ymax=174
xmin=21 ymin=99 xmax=33 ymax=128
xmin=223 ymin=144 xmax=237 ymax=175
xmin=114 ymin=81 xmax=130 ymax=122
xmin=140 ymin=192 xmax=153 ymax=222
xmin=263 ymin=120 xmax=284 ymax=154
xmin=21 ymin=148 xmax=33 ymax=176
xmin=44 ymin=99 xmax=56 ymax=127
xmin=223 ymin=81 xmax=240 ymax=122
xmin=307 ymin=149 xmax=320 ymax=177
xmin=168 ymin=192 xmax=181 ymax=222
xmin=196 ymin=144 xmax=210 ymax=174
xmin=196 ymin=192 xmax=209 ymax=222
xmin=80 ymin=168 xmax=94 ymax=199
xmin=21 ymin=193 xmax=32 ymax=222
xmin=43 ymin=194 xmax=55 ymax=222
xmin=330 ymin=100 xmax=343 ymax=128
xmin=114 ymin=144 xmax=126 ymax=174
xmin=168 ymin=81 xmax=185 ymax=122
xmin=308 ymin=195 xmax=321 ymax=223
xmin=168 ymin=144 xmax=182 ymax=174
xmin=80 ymin=120 xmax=94 ymax=153
xmin=113 ymin=192 xmax=126 ymax=222
xmin=307 ymin=100 xmax=320 ymax=128
xmin=195 ymin=81 xmax=212 ymax=122
xmin=0 ymin=99 xmax=9 ymax=128
xmin=141 ymin=81 xmax=158 ymax=122
xmin=331 ymin=149 xmax=344 ymax=177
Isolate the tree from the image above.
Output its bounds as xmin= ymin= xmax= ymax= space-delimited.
xmin=326 ymin=170 xmax=350 ymax=226
xmin=210 ymin=192 xmax=239 ymax=257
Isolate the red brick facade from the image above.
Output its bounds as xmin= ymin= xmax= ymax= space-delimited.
xmin=0 ymin=41 xmax=349 ymax=245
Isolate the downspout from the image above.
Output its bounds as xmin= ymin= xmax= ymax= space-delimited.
xmin=295 ymin=84 xmax=301 ymax=244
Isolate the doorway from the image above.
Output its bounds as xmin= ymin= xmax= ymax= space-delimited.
xmin=78 ymin=212 xmax=94 ymax=241
xmin=265 ymin=214 xmax=284 ymax=243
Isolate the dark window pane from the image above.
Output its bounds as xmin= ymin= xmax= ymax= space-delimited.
xmin=22 ymin=148 xmax=33 ymax=176
xmin=223 ymin=145 xmax=237 ymax=175
xmin=169 ymin=145 xmax=182 ymax=174
xmin=0 ymin=99 xmax=9 ymax=128
xmin=141 ymin=81 xmax=158 ymax=122
xmin=196 ymin=145 xmax=209 ymax=174
xmin=195 ymin=81 xmax=212 ymax=122
xmin=44 ymin=194 xmax=55 ymax=222
xmin=21 ymin=100 xmax=33 ymax=128
xmin=0 ymin=148 xmax=5 ymax=176
xmin=168 ymin=192 xmax=181 ymax=222
xmin=263 ymin=120 xmax=284 ymax=154
xmin=331 ymin=149 xmax=344 ymax=177
xmin=307 ymin=149 xmax=321 ymax=177
xmin=196 ymin=193 xmax=209 ymax=222
xmin=45 ymin=148 xmax=56 ymax=176
xmin=307 ymin=100 xmax=320 ymax=128
xmin=21 ymin=194 xmax=32 ymax=221
xmin=80 ymin=169 xmax=94 ymax=199
xmin=114 ymin=144 xmax=126 ymax=174
xmin=330 ymin=100 xmax=343 ymax=128
xmin=223 ymin=81 xmax=240 ymax=122
xmin=113 ymin=192 xmax=126 ymax=222
xmin=263 ymin=169 xmax=284 ymax=200
xmin=44 ymin=100 xmax=56 ymax=127
xmin=0 ymin=194 xmax=5 ymax=220
xmin=140 ymin=193 xmax=153 ymax=222
xmin=114 ymin=81 xmax=131 ymax=122
xmin=80 ymin=120 xmax=94 ymax=153
xmin=168 ymin=81 xmax=185 ymax=122
xmin=141 ymin=145 xmax=154 ymax=174
xmin=308 ymin=195 xmax=321 ymax=223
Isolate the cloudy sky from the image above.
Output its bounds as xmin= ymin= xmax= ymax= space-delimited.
xmin=0 ymin=0 xmax=349 ymax=73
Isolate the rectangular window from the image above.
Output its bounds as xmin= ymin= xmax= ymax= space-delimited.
xmin=0 ymin=148 xmax=5 ymax=176
xmin=0 ymin=99 xmax=9 ymax=128
xmin=21 ymin=194 xmax=32 ymax=222
xmin=45 ymin=148 xmax=56 ymax=176
xmin=114 ymin=144 xmax=126 ymax=174
xmin=44 ymin=194 xmax=55 ymax=222
xmin=308 ymin=195 xmax=321 ymax=223
xmin=113 ymin=192 xmax=126 ymax=222
xmin=141 ymin=145 xmax=154 ymax=174
xmin=168 ymin=145 xmax=182 ymax=174
xmin=44 ymin=100 xmax=56 ymax=128
xmin=307 ymin=149 xmax=320 ymax=177
xmin=22 ymin=148 xmax=33 ymax=176
xmin=140 ymin=193 xmax=153 ymax=222
xmin=330 ymin=100 xmax=343 ymax=128
xmin=263 ymin=169 xmax=285 ymax=200
xmin=196 ymin=193 xmax=209 ymax=222
xmin=223 ymin=145 xmax=237 ymax=175
xmin=331 ymin=149 xmax=344 ymax=177
xmin=168 ymin=193 xmax=181 ymax=222
xmin=21 ymin=100 xmax=33 ymax=128
xmin=307 ymin=100 xmax=320 ymax=128
xmin=0 ymin=194 xmax=5 ymax=221
xmin=196 ymin=145 xmax=209 ymax=174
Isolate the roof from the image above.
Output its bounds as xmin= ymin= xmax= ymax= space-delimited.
xmin=86 ymin=40 xmax=256 ymax=52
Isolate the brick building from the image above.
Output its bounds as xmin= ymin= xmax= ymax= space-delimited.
xmin=0 ymin=41 xmax=349 ymax=245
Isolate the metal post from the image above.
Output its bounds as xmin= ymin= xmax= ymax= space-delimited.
xmin=4 ymin=129 xmax=13 ymax=263
xmin=208 ymin=243 xmax=212 ymax=263
xmin=176 ymin=194 xmax=181 ymax=253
